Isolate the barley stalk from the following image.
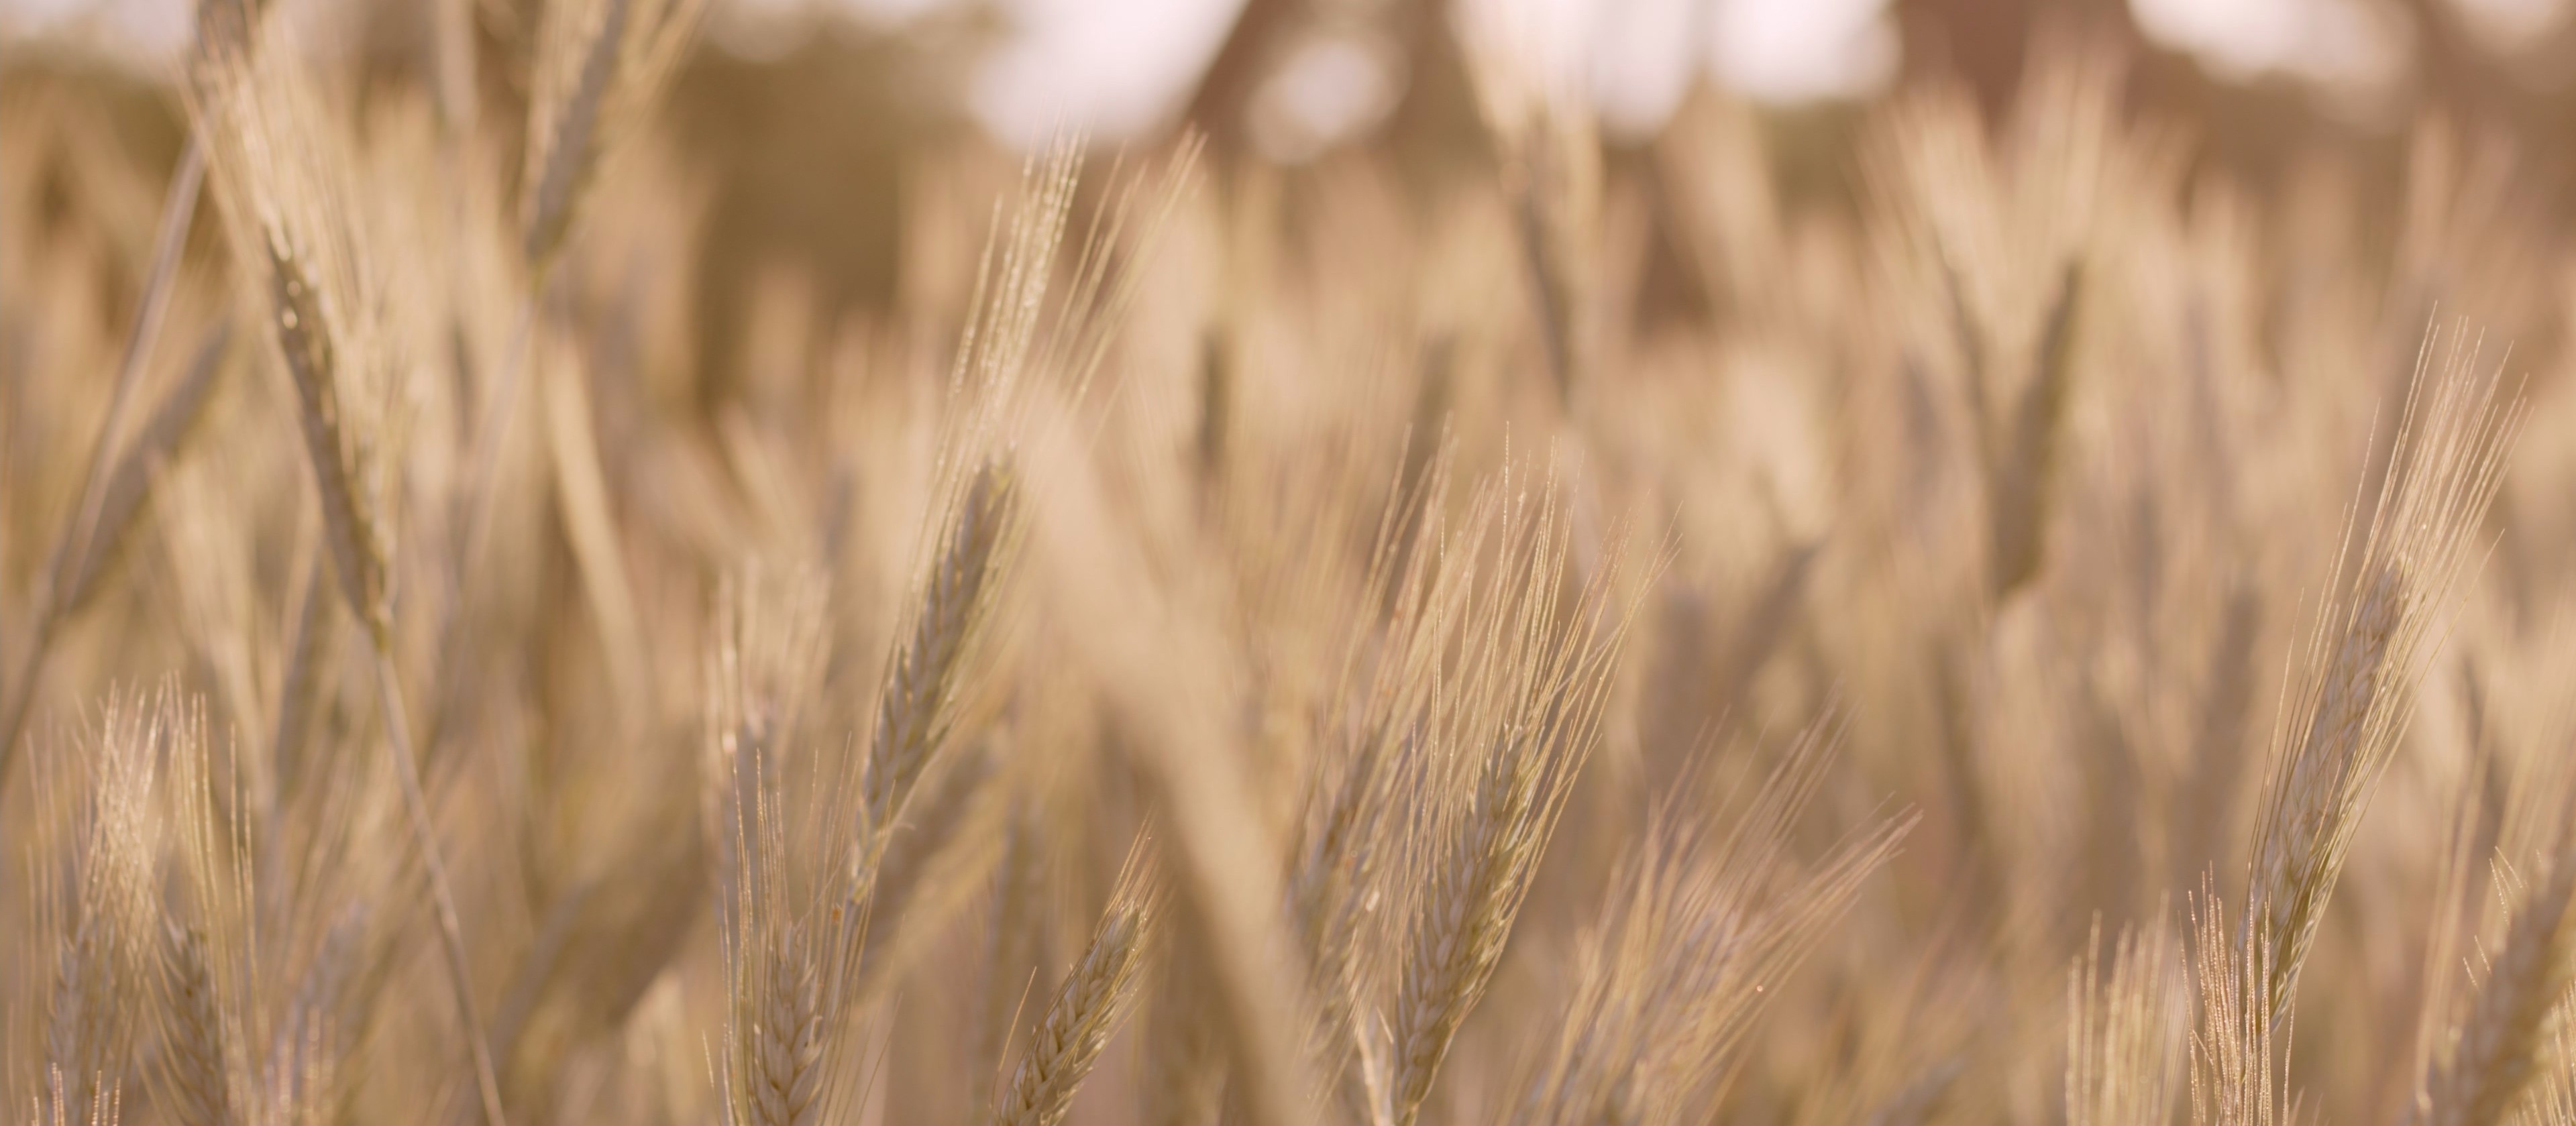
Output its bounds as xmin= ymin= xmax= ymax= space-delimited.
xmin=61 ymin=323 xmax=232 ymax=621
xmin=186 ymin=29 xmax=508 ymax=1125
xmin=1143 ymin=946 xmax=1227 ymax=1126
xmin=977 ymin=796 xmax=1047 ymax=1116
xmin=441 ymin=0 xmax=705 ymax=737
xmin=0 ymin=135 xmax=207 ymax=794
xmin=539 ymin=331 xmax=650 ymax=725
xmin=268 ymin=548 xmax=329 ymax=789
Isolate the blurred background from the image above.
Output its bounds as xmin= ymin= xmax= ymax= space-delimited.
xmin=10 ymin=0 xmax=2575 ymax=331
xmin=11 ymin=0 xmax=2574 ymax=146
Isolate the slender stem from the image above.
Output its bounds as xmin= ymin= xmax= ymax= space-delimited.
xmin=433 ymin=0 xmax=480 ymax=141
xmin=370 ymin=632 xmax=511 ymax=1126
xmin=419 ymin=288 xmax=537 ymax=761
xmin=485 ymin=290 xmax=543 ymax=524
xmin=0 ymin=136 xmax=205 ymax=793
xmin=451 ymin=290 xmax=537 ymax=602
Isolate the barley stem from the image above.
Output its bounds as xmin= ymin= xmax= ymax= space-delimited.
xmin=370 ymin=640 xmax=511 ymax=1126
xmin=0 ymin=137 xmax=205 ymax=794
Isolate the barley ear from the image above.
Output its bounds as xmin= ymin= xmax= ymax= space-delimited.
xmin=41 ymin=693 xmax=170 ymax=1123
xmin=260 ymin=239 xmax=390 ymax=632
xmin=1390 ymin=472 xmax=1637 ymax=1126
xmin=156 ymin=694 xmax=240 ymax=1126
xmin=715 ymin=765 xmax=839 ymax=1126
xmin=1987 ymin=258 xmax=2082 ymax=600
xmin=737 ymin=923 xmax=825 ymax=1126
xmin=2404 ymin=842 xmax=2576 ymax=1126
xmin=2066 ymin=912 xmax=2184 ymax=1126
xmin=990 ymin=844 xmax=1161 ymax=1126
xmin=2243 ymin=326 xmax=2520 ymax=1025
xmin=2191 ymin=881 xmax=2290 ymax=1126
xmin=1457 ymin=17 xmax=1599 ymax=410
xmin=862 ymin=459 xmax=1022 ymax=859
xmin=1516 ymin=714 xmax=1911 ymax=1126
xmin=155 ymin=925 xmax=235 ymax=1126
xmin=519 ymin=0 xmax=706 ymax=274
xmin=709 ymin=573 xmax=847 ymax=1126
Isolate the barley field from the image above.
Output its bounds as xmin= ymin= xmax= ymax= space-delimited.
xmin=7 ymin=1 xmax=2576 ymax=1123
